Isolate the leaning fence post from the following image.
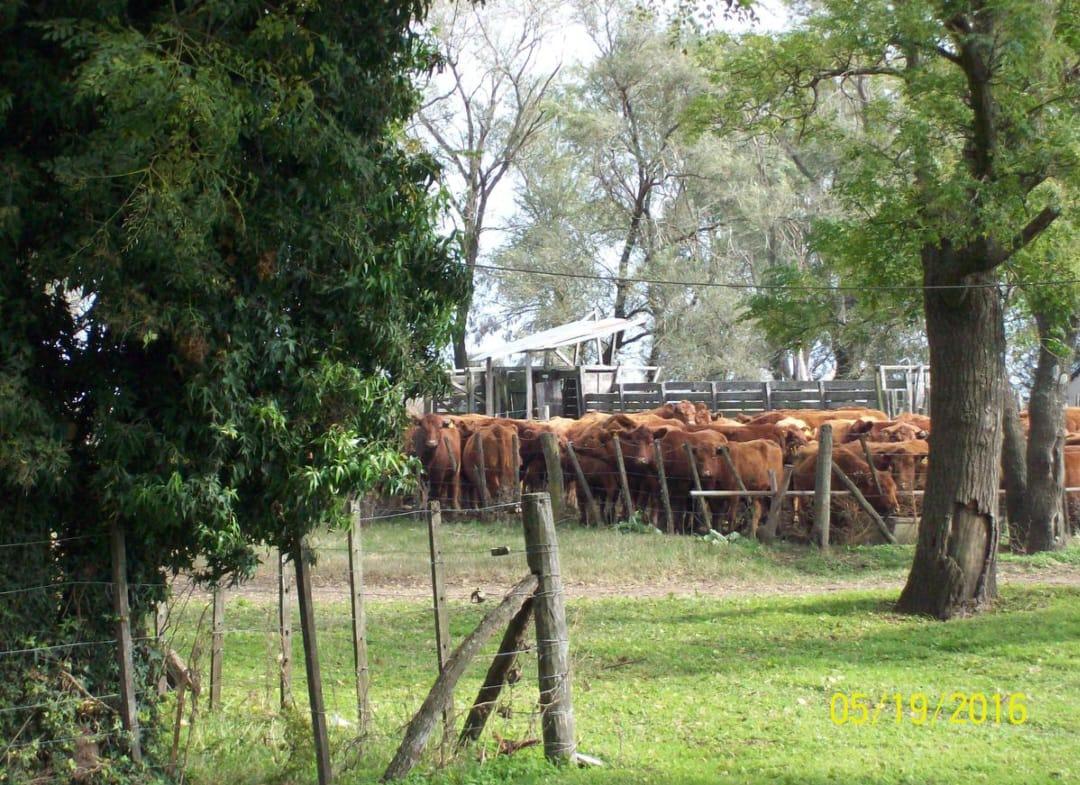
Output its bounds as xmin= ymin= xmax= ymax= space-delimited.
xmin=653 ymin=441 xmax=675 ymax=535
xmin=565 ymin=442 xmax=602 ymax=526
xmin=812 ymin=424 xmax=833 ymax=551
xmin=539 ymin=432 xmax=564 ymax=523
xmin=427 ymin=502 xmax=452 ymax=730
xmin=109 ymin=521 xmax=142 ymax=763
xmin=857 ymin=435 xmax=886 ymax=501
xmin=278 ymin=550 xmax=293 ymax=709
xmin=683 ymin=442 xmax=711 ymax=531
xmin=522 ymin=493 xmax=576 ymax=764
xmin=293 ymin=538 xmax=333 ymax=785
xmin=474 ymin=434 xmax=491 ymax=511
xmin=210 ymin=583 xmax=224 ymax=710
xmin=349 ymin=501 xmax=370 ymax=729
xmin=831 ymin=460 xmax=897 ymax=544
xmin=611 ymin=435 xmax=635 ymax=519
xmin=760 ymin=466 xmax=793 ymax=543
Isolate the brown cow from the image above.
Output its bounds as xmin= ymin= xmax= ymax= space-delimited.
xmin=895 ymin=412 xmax=931 ymax=432
xmin=841 ymin=440 xmax=929 ymax=503
xmin=647 ymin=401 xmax=700 ymax=426
xmin=461 ymin=423 xmax=521 ymax=509
xmin=710 ymin=439 xmax=784 ymax=534
xmin=652 ymin=429 xmax=729 ymax=532
xmin=567 ymin=424 xmax=669 ymax=523
xmin=792 ymin=447 xmax=899 ymax=516
xmin=689 ymin=422 xmax=809 ymax=462
xmin=844 ymin=419 xmax=927 ymax=444
xmin=408 ymin=414 xmax=462 ymax=509
xmin=746 ymin=408 xmax=889 ymax=429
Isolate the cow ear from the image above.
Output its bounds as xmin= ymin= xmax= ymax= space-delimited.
xmin=443 ymin=419 xmax=454 ymax=428
xmin=653 ymin=427 xmax=669 ymax=439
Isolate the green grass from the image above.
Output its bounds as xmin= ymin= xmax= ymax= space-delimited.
xmin=156 ymin=526 xmax=1080 ymax=785
xmin=283 ymin=519 xmax=932 ymax=593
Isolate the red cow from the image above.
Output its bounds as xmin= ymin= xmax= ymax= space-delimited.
xmin=711 ymin=439 xmax=784 ymax=535
xmin=652 ymin=429 xmax=729 ymax=533
xmin=792 ymin=448 xmax=899 ymax=516
xmin=461 ymin=423 xmax=522 ymax=509
xmin=408 ymin=414 xmax=462 ymax=509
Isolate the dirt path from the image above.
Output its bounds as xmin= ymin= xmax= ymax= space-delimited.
xmin=200 ymin=560 xmax=1080 ymax=605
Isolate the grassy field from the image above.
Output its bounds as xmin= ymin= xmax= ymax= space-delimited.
xmin=255 ymin=517 xmax=1079 ymax=597
xmin=158 ymin=524 xmax=1080 ymax=785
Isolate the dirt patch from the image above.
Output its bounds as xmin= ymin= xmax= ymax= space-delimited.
xmin=193 ymin=560 xmax=1080 ymax=605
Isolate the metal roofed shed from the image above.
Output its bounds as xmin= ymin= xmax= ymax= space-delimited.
xmin=426 ymin=314 xmax=658 ymax=419
xmin=468 ymin=314 xmax=648 ymax=363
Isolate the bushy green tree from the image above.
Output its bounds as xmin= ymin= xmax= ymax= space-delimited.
xmin=1 ymin=0 xmax=465 ymax=773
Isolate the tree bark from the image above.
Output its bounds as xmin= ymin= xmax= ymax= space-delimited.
xmin=1001 ymin=388 xmax=1028 ymax=550
xmin=603 ymin=207 xmax=645 ymax=365
xmin=897 ymin=258 xmax=1003 ymax=619
xmin=452 ymin=229 xmax=480 ymax=369
xmin=1024 ymin=313 xmax=1076 ymax=552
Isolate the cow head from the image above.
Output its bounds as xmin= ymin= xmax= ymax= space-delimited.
xmin=615 ymin=425 xmax=663 ymax=467
xmin=416 ymin=414 xmax=453 ymax=450
xmin=782 ymin=426 xmax=810 ymax=452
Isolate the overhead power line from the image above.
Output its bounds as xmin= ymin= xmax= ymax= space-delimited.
xmin=473 ymin=262 xmax=1080 ymax=292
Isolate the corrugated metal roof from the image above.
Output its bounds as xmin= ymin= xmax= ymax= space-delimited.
xmin=469 ymin=314 xmax=648 ymax=361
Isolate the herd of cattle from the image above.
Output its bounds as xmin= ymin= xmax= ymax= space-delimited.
xmin=407 ymin=401 xmax=1080 ymax=537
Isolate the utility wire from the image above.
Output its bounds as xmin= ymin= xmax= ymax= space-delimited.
xmin=473 ymin=262 xmax=1077 ymax=292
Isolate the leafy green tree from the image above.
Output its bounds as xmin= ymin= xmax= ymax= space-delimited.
xmin=700 ymin=0 xmax=1078 ymax=617
xmin=1 ymin=0 xmax=465 ymax=772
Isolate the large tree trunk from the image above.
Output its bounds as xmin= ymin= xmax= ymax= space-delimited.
xmin=603 ymin=201 xmax=646 ymax=365
xmin=1001 ymin=388 xmax=1028 ymax=550
xmin=451 ymin=230 xmax=480 ymax=369
xmin=897 ymin=259 xmax=1003 ymax=619
xmin=1024 ymin=313 xmax=1076 ymax=552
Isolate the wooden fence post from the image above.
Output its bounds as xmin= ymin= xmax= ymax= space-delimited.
xmin=717 ymin=444 xmax=748 ymax=531
xmin=683 ymin=442 xmax=711 ymax=532
xmin=109 ymin=521 xmax=142 ymax=763
xmin=522 ymin=493 xmax=576 ymax=764
xmin=278 ymin=550 xmax=293 ymax=709
xmin=348 ymin=502 xmax=370 ymax=729
xmin=293 ymin=539 xmax=333 ymax=785
xmin=156 ymin=602 xmax=169 ymax=696
xmin=759 ymin=466 xmax=793 ymax=543
xmin=485 ymin=358 xmax=495 ymax=416
xmin=565 ymin=442 xmax=602 ymax=526
xmin=611 ymin=436 xmax=635 ymax=520
xmin=466 ymin=368 xmax=475 ymax=414
xmin=510 ymin=431 xmax=522 ymax=504
xmin=474 ymin=435 xmax=491 ymax=510
xmin=812 ymin=424 xmax=833 ymax=551
xmin=210 ymin=584 xmax=224 ymax=710
xmin=539 ymin=432 xmax=564 ymax=523
xmin=427 ymin=502 xmax=452 ymax=729
xmin=525 ymin=352 xmax=534 ymax=420
xmin=653 ymin=441 xmax=675 ymax=535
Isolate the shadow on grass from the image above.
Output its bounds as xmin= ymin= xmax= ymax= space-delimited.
xmin=569 ymin=586 xmax=1080 ymax=682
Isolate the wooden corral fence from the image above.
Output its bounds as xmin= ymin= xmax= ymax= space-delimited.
xmin=426 ymin=365 xmax=930 ymax=419
xmin=584 ymin=379 xmax=881 ymax=416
